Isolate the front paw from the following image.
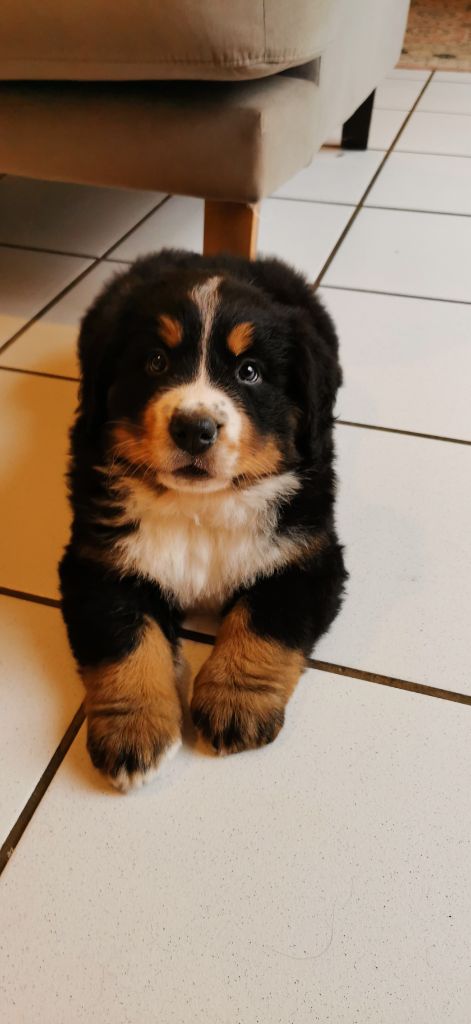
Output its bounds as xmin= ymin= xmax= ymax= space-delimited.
xmin=86 ymin=704 xmax=182 ymax=793
xmin=191 ymin=662 xmax=286 ymax=755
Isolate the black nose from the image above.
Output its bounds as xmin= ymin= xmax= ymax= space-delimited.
xmin=169 ymin=411 xmax=219 ymax=455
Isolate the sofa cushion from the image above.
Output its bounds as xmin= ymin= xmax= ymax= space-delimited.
xmin=0 ymin=0 xmax=335 ymax=82
xmin=0 ymin=77 xmax=320 ymax=203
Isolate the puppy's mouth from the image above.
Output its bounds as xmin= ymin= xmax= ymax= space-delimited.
xmin=173 ymin=464 xmax=211 ymax=479
xmin=160 ymin=454 xmax=232 ymax=493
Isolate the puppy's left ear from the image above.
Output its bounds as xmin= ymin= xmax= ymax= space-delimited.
xmin=77 ymin=269 xmax=131 ymax=436
xmin=289 ymin=300 xmax=342 ymax=463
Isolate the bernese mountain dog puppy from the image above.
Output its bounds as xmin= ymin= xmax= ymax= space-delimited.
xmin=59 ymin=249 xmax=347 ymax=792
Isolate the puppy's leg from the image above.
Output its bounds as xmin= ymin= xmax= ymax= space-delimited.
xmin=59 ymin=551 xmax=182 ymax=792
xmin=191 ymin=603 xmax=303 ymax=753
xmin=191 ymin=546 xmax=346 ymax=754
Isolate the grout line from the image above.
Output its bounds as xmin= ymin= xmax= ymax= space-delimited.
xmin=102 ymin=194 xmax=171 ymax=259
xmin=179 ymin=627 xmax=215 ymax=647
xmin=0 ymin=195 xmax=169 ymax=263
xmin=271 ymin=196 xmax=357 ymax=208
xmin=418 ymin=108 xmax=471 ymax=117
xmin=394 ymin=146 xmax=471 ymax=160
xmin=321 ymin=280 xmax=471 ymax=305
xmin=306 ymin=657 xmax=471 ymax=707
xmin=0 ymin=704 xmax=85 ymax=877
xmin=312 ymin=72 xmax=435 ymax=290
xmin=272 ymin=197 xmax=471 ymax=219
xmin=0 ymin=364 xmax=78 ymax=384
xmin=2 ymin=591 xmax=470 ymax=710
xmin=366 ymin=145 xmax=405 ymax=153
xmin=0 ymin=260 xmax=100 ymax=359
xmin=375 ymin=104 xmax=424 ymax=112
xmin=321 ymin=282 xmax=471 ymax=306
xmin=0 ymin=241 xmax=100 ymax=259
xmin=103 ymin=256 xmax=135 ymax=266
xmin=336 ymin=419 xmax=471 ymax=447
xmin=0 ymin=195 xmax=170 ymax=360
xmin=363 ymin=203 xmax=471 ymax=219
xmin=0 ymin=586 xmax=60 ymax=608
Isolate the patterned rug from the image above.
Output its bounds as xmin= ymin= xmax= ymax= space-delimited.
xmin=399 ymin=0 xmax=471 ymax=71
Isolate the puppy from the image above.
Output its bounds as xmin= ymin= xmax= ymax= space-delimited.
xmin=59 ymin=249 xmax=347 ymax=792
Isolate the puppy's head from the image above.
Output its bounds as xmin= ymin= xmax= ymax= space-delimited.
xmin=78 ymin=251 xmax=340 ymax=492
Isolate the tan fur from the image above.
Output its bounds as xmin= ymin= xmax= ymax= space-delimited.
xmin=227 ymin=322 xmax=254 ymax=357
xmin=83 ymin=619 xmax=182 ymax=786
xmin=109 ymin=419 xmax=153 ymax=470
xmin=191 ymin=604 xmax=305 ymax=753
xmin=110 ymin=392 xmax=283 ymax=495
xmin=233 ymin=426 xmax=283 ymax=484
xmin=109 ymin=395 xmax=288 ymax=495
xmin=158 ymin=314 xmax=183 ymax=348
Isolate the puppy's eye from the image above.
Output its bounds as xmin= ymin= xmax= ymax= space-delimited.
xmin=236 ymin=360 xmax=261 ymax=385
xmin=147 ymin=350 xmax=169 ymax=375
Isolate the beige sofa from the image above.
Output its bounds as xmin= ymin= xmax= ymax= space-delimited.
xmin=0 ymin=0 xmax=410 ymax=257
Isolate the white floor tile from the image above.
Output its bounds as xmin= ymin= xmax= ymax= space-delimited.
xmin=258 ymin=199 xmax=352 ymax=279
xmin=0 ymin=372 xmax=76 ymax=598
xmin=375 ymin=78 xmax=424 ymax=110
xmin=369 ymin=108 xmax=410 ymax=150
xmin=323 ymin=207 xmax=471 ymax=302
xmin=0 ymin=247 xmax=91 ymax=348
xmin=0 ymin=596 xmax=82 ymax=844
xmin=386 ymin=68 xmax=430 ymax=82
xmin=317 ymin=425 xmax=471 ymax=693
xmin=434 ymin=71 xmax=471 ymax=85
xmin=417 ymin=80 xmax=471 ymax=115
xmin=0 ymin=177 xmax=166 ymax=257
xmin=1 ymin=646 xmax=470 ymax=1024
xmin=366 ymin=151 xmax=471 ymax=215
xmin=396 ymin=110 xmax=471 ymax=157
xmin=0 ymin=262 xmax=127 ymax=378
xmin=111 ymin=195 xmax=353 ymax=283
xmin=319 ymin=287 xmax=471 ymax=440
xmin=110 ymin=196 xmax=204 ymax=261
xmin=111 ymin=193 xmax=352 ymax=282
xmin=273 ymin=149 xmax=384 ymax=204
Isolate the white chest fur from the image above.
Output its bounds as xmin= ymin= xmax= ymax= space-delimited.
xmin=112 ymin=473 xmax=301 ymax=610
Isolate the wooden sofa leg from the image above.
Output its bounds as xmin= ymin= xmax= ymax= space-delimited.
xmin=341 ymin=90 xmax=375 ymax=150
xmin=204 ymin=201 xmax=259 ymax=259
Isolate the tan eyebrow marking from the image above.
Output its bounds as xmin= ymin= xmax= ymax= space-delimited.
xmin=158 ymin=314 xmax=183 ymax=348
xmin=227 ymin=322 xmax=254 ymax=357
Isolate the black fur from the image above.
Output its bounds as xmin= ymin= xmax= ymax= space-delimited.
xmin=59 ymin=249 xmax=347 ymax=769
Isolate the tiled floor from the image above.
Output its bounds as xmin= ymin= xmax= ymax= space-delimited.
xmin=1 ymin=69 xmax=470 ymax=1022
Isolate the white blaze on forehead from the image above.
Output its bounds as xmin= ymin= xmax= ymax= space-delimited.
xmin=191 ymin=275 xmax=221 ymax=369
xmin=161 ymin=273 xmax=242 ymax=444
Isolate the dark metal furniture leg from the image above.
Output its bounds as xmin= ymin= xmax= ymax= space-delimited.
xmin=341 ymin=90 xmax=375 ymax=150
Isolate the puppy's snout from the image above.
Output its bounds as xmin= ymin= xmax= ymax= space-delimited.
xmin=170 ymin=411 xmax=219 ymax=455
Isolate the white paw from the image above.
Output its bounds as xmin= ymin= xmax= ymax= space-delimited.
xmin=109 ymin=737 xmax=182 ymax=794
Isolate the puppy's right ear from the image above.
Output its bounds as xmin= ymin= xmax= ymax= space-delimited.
xmin=77 ymin=270 xmax=130 ymax=436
